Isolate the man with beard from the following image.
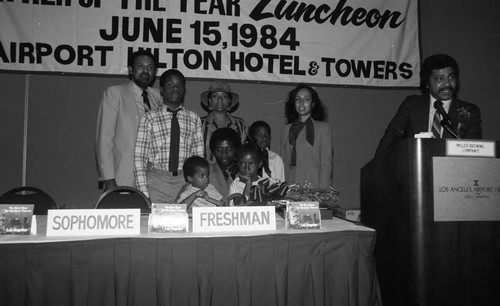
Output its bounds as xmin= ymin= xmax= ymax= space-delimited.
xmin=96 ymin=50 xmax=162 ymax=191
xmin=375 ymin=54 xmax=482 ymax=157
xmin=134 ymin=69 xmax=204 ymax=202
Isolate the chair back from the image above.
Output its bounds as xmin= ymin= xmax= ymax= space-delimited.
xmin=96 ymin=186 xmax=151 ymax=213
xmin=0 ymin=186 xmax=57 ymax=215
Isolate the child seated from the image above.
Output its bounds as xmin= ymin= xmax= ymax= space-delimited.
xmin=176 ymin=156 xmax=224 ymax=212
xmin=246 ymin=120 xmax=285 ymax=182
xmin=228 ymin=143 xmax=266 ymax=206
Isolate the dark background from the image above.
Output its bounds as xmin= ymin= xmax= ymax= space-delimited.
xmin=1 ymin=1 xmax=499 ymax=209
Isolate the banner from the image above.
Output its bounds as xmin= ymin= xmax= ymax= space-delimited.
xmin=0 ymin=0 xmax=420 ymax=86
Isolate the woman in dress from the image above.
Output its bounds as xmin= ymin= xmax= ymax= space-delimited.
xmin=280 ymin=84 xmax=334 ymax=189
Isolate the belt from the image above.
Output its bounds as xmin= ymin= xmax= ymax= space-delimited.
xmin=149 ymin=168 xmax=183 ymax=177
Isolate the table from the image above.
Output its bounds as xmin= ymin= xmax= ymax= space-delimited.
xmin=0 ymin=216 xmax=381 ymax=306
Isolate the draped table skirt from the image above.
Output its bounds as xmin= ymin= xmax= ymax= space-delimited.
xmin=0 ymin=218 xmax=382 ymax=306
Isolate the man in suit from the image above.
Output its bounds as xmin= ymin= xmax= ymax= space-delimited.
xmin=96 ymin=50 xmax=162 ymax=191
xmin=375 ymin=54 xmax=482 ymax=157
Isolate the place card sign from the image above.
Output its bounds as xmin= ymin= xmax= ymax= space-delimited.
xmin=192 ymin=206 xmax=276 ymax=233
xmin=46 ymin=209 xmax=141 ymax=237
xmin=0 ymin=204 xmax=34 ymax=235
xmin=446 ymin=140 xmax=496 ymax=157
xmin=148 ymin=203 xmax=188 ymax=233
xmin=285 ymin=201 xmax=321 ymax=229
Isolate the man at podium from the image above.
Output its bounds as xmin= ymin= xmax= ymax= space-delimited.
xmin=375 ymin=54 xmax=482 ymax=157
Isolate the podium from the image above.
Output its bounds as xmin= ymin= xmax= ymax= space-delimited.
xmin=361 ymin=139 xmax=500 ymax=306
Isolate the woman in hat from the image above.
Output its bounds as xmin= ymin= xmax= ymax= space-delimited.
xmin=200 ymin=81 xmax=247 ymax=161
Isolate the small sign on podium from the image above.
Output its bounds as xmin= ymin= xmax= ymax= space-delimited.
xmin=446 ymin=140 xmax=495 ymax=157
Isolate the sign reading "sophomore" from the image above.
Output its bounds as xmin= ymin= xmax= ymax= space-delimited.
xmin=192 ymin=206 xmax=276 ymax=232
xmin=46 ymin=209 xmax=141 ymax=237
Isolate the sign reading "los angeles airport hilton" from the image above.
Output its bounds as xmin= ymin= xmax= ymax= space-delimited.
xmin=192 ymin=206 xmax=276 ymax=232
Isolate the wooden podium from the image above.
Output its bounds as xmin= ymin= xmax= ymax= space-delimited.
xmin=361 ymin=139 xmax=500 ymax=306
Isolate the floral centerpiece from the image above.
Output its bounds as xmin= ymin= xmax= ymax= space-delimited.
xmin=283 ymin=181 xmax=340 ymax=212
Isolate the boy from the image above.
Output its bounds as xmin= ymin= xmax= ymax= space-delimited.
xmin=176 ymin=156 xmax=224 ymax=211
xmin=228 ymin=144 xmax=266 ymax=206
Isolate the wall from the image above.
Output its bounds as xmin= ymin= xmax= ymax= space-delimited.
xmin=1 ymin=1 xmax=499 ymax=209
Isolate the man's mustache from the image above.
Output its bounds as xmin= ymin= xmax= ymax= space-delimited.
xmin=439 ymin=86 xmax=455 ymax=92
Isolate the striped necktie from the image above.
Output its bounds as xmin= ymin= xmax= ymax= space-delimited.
xmin=431 ymin=109 xmax=441 ymax=138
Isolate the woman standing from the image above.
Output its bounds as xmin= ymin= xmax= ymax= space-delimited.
xmin=281 ymin=84 xmax=334 ymax=189
xmin=200 ymin=81 xmax=247 ymax=162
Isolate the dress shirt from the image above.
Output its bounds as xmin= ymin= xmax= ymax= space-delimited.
xmin=428 ymin=96 xmax=451 ymax=136
xmin=134 ymin=105 xmax=204 ymax=195
xmin=262 ymin=149 xmax=286 ymax=182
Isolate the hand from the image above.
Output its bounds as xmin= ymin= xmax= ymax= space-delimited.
xmin=238 ymin=174 xmax=252 ymax=183
xmin=195 ymin=190 xmax=207 ymax=199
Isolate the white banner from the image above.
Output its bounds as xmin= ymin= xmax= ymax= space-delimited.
xmin=0 ymin=0 xmax=420 ymax=86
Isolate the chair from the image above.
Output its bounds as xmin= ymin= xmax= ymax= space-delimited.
xmin=96 ymin=186 xmax=151 ymax=213
xmin=0 ymin=186 xmax=58 ymax=215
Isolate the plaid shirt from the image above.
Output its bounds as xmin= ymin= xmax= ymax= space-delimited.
xmin=134 ymin=105 xmax=204 ymax=196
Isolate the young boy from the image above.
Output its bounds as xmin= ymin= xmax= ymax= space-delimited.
xmin=228 ymin=144 xmax=266 ymax=206
xmin=176 ymin=156 xmax=224 ymax=211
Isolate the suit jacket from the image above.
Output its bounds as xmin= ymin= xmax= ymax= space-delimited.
xmin=375 ymin=94 xmax=482 ymax=157
xmin=96 ymin=81 xmax=162 ymax=186
xmin=281 ymin=120 xmax=334 ymax=189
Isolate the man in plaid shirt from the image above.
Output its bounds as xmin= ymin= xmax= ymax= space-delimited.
xmin=134 ymin=69 xmax=204 ymax=202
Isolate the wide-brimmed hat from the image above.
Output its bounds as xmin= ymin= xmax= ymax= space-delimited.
xmin=200 ymin=81 xmax=239 ymax=113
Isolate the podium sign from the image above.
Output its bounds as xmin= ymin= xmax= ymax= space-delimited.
xmin=433 ymin=157 xmax=500 ymax=221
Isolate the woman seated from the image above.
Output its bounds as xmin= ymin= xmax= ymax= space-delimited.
xmin=208 ymin=128 xmax=241 ymax=204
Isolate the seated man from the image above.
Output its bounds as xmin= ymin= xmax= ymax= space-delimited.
xmin=375 ymin=54 xmax=482 ymax=157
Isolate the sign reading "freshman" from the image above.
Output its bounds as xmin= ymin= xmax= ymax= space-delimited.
xmin=46 ymin=209 xmax=141 ymax=237
xmin=192 ymin=206 xmax=276 ymax=233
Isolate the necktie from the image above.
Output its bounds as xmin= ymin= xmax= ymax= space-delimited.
xmin=432 ymin=109 xmax=441 ymax=139
xmin=142 ymin=90 xmax=151 ymax=111
xmin=168 ymin=108 xmax=180 ymax=172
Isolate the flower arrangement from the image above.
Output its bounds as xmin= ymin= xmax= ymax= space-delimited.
xmin=456 ymin=106 xmax=471 ymax=135
xmin=457 ymin=107 xmax=471 ymax=121
xmin=285 ymin=181 xmax=340 ymax=211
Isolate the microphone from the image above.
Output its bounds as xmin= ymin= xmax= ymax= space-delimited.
xmin=434 ymin=100 xmax=461 ymax=139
